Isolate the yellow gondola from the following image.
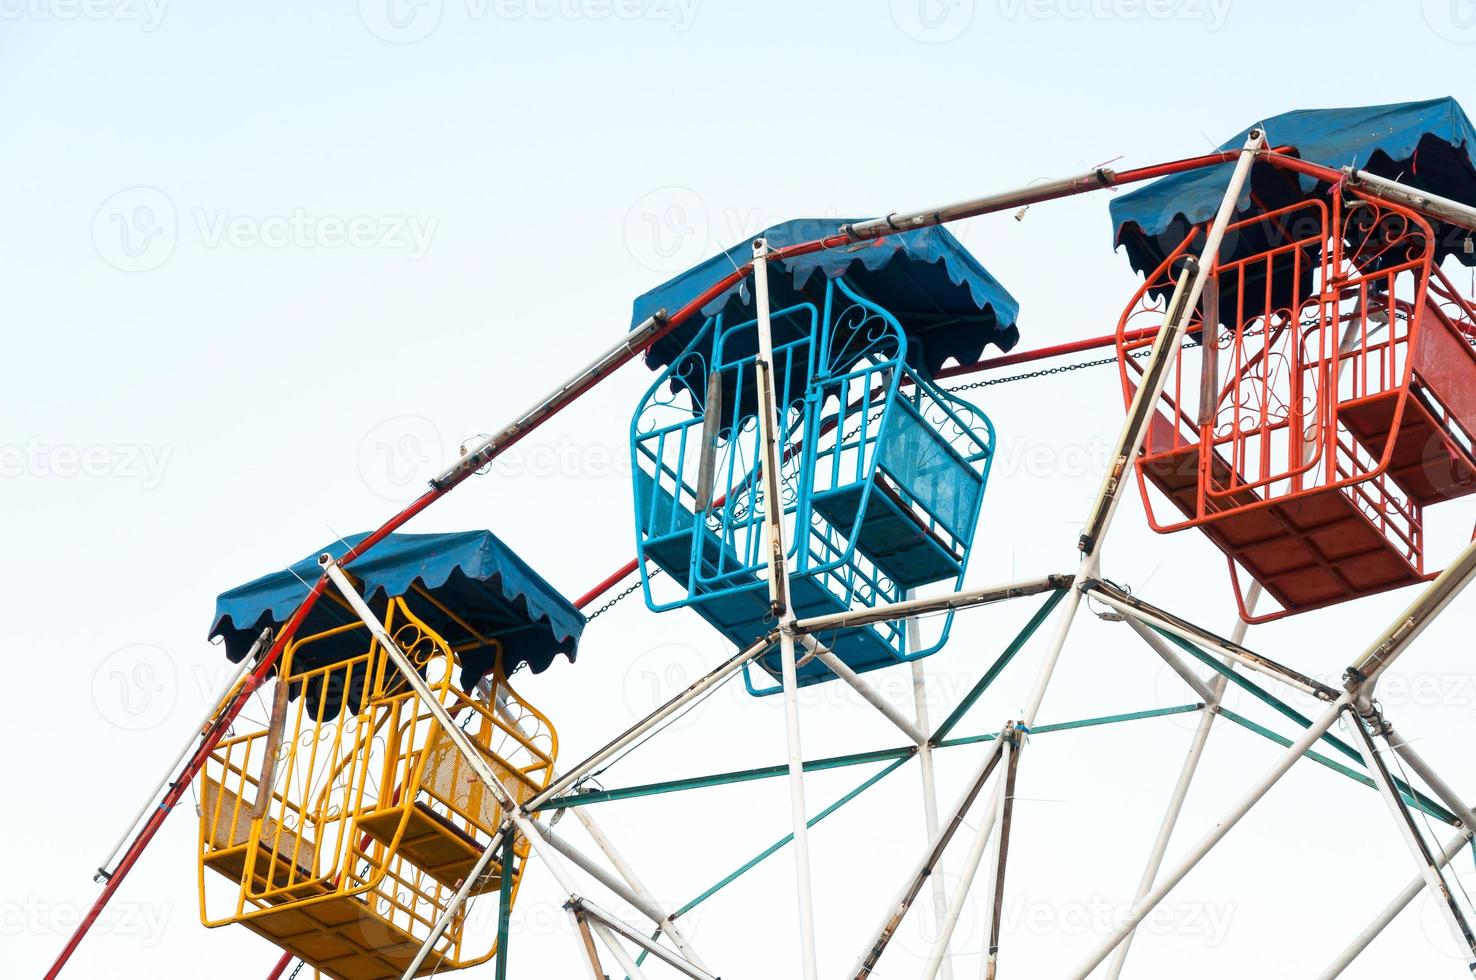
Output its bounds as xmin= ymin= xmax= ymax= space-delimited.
xmin=199 ymin=531 xmax=583 ymax=980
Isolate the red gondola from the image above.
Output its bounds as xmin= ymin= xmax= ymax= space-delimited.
xmin=1118 ymin=191 xmax=1476 ymax=622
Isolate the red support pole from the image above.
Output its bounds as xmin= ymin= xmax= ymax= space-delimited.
xmin=574 ymin=560 xmax=640 ymax=610
xmin=934 ymin=325 xmax=1162 ymax=379
xmin=265 ymin=951 xmax=294 ymax=980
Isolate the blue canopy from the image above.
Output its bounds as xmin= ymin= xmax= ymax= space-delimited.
xmin=1111 ymin=98 xmax=1476 ymax=281
xmin=630 ymin=218 xmax=1021 ymax=381
xmin=210 ymin=530 xmax=585 ymax=700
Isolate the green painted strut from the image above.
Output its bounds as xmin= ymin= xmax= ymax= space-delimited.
xmin=678 ymin=755 xmax=912 ymax=917
xmin=544 ymin=702 xmax=1204 ymax=813
xmin=932 ymin=587 xmax=1067 ymax=743
xmin=1153 ymin=627 xmax=1458 ymax=826
xmin=538 ymin=745 xmax=917 ymax=811
xmin=938 ymin=703 xmax=1205 ymax=748
xmin=494 ymin=831 xmax=514 ymax=980
xmin=1216 ymin=707 xmax=1450 ymax=823
xmin=626 ymin=755 xmax=911 ymax=976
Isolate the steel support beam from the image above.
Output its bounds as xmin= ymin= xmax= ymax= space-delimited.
xmin=1319 ymin=827 xmax=1475 ymax=978
xmin=530 ymin=635 xmax=770 ymax=810
xmin=1088 ymin=582 xmax=1336 ymax=699
xmin=1347 ymin=711 xmax=1476 ymax=968
xmin=573 ymin=898 xmax=719 ymax=980
xmin=752 ymin=237 xmax=819 ymax=980
xmin=1106 ymin=585 xmax=1259 ymax=979
xmin=1068 ymin=693 xmax=1352 ymax=978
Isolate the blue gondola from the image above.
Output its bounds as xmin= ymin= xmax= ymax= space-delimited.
xmin=627 ymin=219 xmax=1020 ymax=694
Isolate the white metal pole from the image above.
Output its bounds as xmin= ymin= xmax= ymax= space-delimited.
xmin=1105 ymin=585 xmax=1259 ymax=980
xmin=531 ymin=822 xmax=688 ymax=932
xmin=590 ymin=922 xmax=650 ymax=980
xmin=1077 ymin=130 xmax=1266 ymax=559
xmin=1349 ymin=538 xmax=1476 ymax=700
xmin=401 ymin=824 xmax=509 ymax=979
xmin=430 ymin=313 xmax=673 ymax=489
xmin=568 ymin=808 xmax=710 ymax=973
xmin=1319 ymin=827 xmax=1475 ymax=978
xmin=94 ymin=627 xmax=271 ymax=881
xmin=531 ymin=634 xmax=769 ymax=809
xmin=1018 ymin=582 xmax=1087 ymax=726
xmin=976 ymin=806 xmax=1005 ymax=980
xmin=805 ymin=639 xmax=927 ymax=744
xmin=848 ymin=585 xmax=1084 ymax=979
xmin=1088 ymin=585 xmax=1330 ymax=698
xmin=1346 ymin=712 xmax=1476 ymax=966
xmin=1385 ymin=729 xmax=1476 ymax=837
xmin=925 ymin=583 xmax=1085 ymax=973
xmin=792 ymin=575 xmax=1065 ymax=635
xmin=920 ymin=727 xmax=1015 ymax=980
xmin=753 ymin=237 xmax=820 ymax=980
xmin=576 ymin=898 xmax=720 ymax=980
xmin=1067 ymin=693 xmax=1352 ymax=980
xmin=1104 ymin=697 xmax=1215 ymax=980
xmin=980 ymin=724 xmax=1022 ymax=980
xmin=841 ymin=170 xmax=1117 ymax=241
xmin=486 ymin=683 xmax=710 ymax=971
xmin=323 ymin=559 xmax=541 ymax=838
xmin=1123 ymin=616 xmax=1217 ymax=704
xmin=847 ymin=734 xmax=1006 ymax=979
xmin=910 ymin=633 xmax=954 ymax=980
xmin=1343 ymin=166 xmax=1476 ymax=233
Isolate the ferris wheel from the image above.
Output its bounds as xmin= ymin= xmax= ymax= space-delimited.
xmin=47 ymin=96 xmax=1476 ymax=980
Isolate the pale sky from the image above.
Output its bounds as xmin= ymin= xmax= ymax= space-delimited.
xmin=9 ymin=1 xmax=1476 ymax=977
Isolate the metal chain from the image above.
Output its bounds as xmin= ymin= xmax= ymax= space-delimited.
xmin=944 ymin=343 xmax=1161 ymax=394
xmin=586 ymin=568 xmax=657 ymax=621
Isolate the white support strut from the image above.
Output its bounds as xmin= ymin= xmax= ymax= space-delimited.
xmin=574 ymin=898 xmax=720 ymax=980
xmin=909 ymin=611 xmax=954 ymax=980
xmin=1123 ymin=615 xmax=1218 ymax=704
xmin=1077 ymin=129 xmax=1267 ymax=559
xmin=753 ymin=237 xmax=820 ymax=980
xmin=95 ymin=627 xmax=272 ymax=882
xmin=1346 ymin=712 xmax=1476 ymax=968
xmin=1087 ymin=583 xmax=1332 ymax=699
xmin=802 ymin=637 xmax=928 ymax=745
xmin=530 ymin=634 xmax=771 ymax=809
xmin=401 ymin=824 xmax=510 ymax=978
xmin=485 ymin=682 xmax=710 ymax=971
xmin=589 ymin=920 xmax=651 ymax=980
xmin=919 ymin=725 xmax=1016 ymax=980
xmin=1105 ymin=584 xmax=1260 ymax=979
xmin=1319 ymin=827 xmax=1475 ymax=978
xmin=1068 ymin=693 xmax=1353 ymax=979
